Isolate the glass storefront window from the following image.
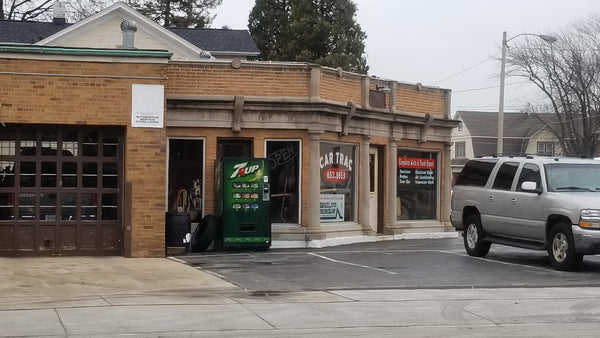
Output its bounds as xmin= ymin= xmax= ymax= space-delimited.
xmin=397 ymin=150 xmax=438 ymax=220
xmin=266 ymin=140 xmax=300 ymax=224
xmin=320 ymin=142 xmax=356 ymax=222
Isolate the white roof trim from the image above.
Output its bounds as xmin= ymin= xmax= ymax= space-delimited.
xmin=34 ymin=2 xmax=213 ymax=60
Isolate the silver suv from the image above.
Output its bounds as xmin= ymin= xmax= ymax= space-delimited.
xmin=451 ymin=156 xmax=600 ymax=271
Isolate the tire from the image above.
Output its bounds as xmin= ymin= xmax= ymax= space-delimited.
xmin=190 ymin=214 xmax=217 ymax=252
xmin=463 ymin=214 xmax=491 ymax=257
xmin=547 ymin=223 xmax=583 ymax=271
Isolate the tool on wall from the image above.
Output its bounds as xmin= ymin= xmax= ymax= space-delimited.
xmin=191 ymin=178 xmax=202 ymax=210
xmin=176 ymin=188 xmax=188 ymax=213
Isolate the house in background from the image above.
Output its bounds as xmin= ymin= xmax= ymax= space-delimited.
xmin=451 ymin=111 xmax=562 ymax=182
xmin=0 ymin=2 xmax=259 ymax=61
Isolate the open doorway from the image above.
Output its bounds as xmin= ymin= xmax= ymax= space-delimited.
xmin=167 ymin=139 xmax=204 ymax=223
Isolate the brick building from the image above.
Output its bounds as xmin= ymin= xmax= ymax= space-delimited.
xmin=0 ymin=4 xmax=457 ymax=257
xmin=0 ymin=46 xmax=455 ymax=256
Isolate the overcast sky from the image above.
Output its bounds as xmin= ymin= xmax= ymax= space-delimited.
xmin=210 ymin=0 xmax=599 ymax=115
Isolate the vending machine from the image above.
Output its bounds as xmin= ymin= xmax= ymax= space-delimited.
xmin=215 ymin=158 xmax=271 ymax=250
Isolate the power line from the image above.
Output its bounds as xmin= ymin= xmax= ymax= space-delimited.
xmin=432 ymin=53 xmax=499 ymax=85
xmin=452 ymin=80 xmax=530 ymax=94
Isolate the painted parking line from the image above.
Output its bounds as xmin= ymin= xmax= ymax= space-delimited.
xmin=307 ymin=252 xmax=397 ymax=275
xmin=309 ymin=249 xmax=560 ymax=273
xmin=438 ymin=250 xmax=564 ymax=273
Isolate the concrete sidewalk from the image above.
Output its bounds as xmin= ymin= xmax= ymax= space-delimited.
xmin=2 ymin=256 xmax=600 ymax=337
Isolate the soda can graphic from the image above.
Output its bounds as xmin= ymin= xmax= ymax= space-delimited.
xmin=232 ymin=203 xmax=242 ymax=210
xmin=251 ymin=204 xmax=259 ymax=210
xmin=233 ymin=193 xmax=241 ymax=199
xmin=251 ymin=183 xmax=259 ymax=189
xmin=241 ymin=183 xmax=250 ymax=189
xmin=250 ymin=193 xmax=259 ymax=199
xmin=233 ymin=182 xmax=241 ymax=189
xmin=243 ymin=203 xmax=251 ymax=209
xmin=242 ymin=193 xmax=250 ymax=199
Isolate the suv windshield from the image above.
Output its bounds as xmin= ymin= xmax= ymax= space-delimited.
xmin=545 ymin=163 xmax=600 ymax=192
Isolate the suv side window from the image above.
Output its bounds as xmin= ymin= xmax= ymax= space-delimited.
xmin=492 ymin=162 xmax=519 ymax=190
xmin=517 ymin=163 xmax=541 ymax=192
xmin=455 ymin=160 xmax=497 ymax=187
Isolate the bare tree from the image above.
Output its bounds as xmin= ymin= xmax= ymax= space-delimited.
xmin=64 ymin=0 xmax=116 ymax=21
xmin=506 ymin=15 xmax=600 ymax=157
xmin=2 ymin=0 xmax=221 ymax=26
xmin=1 ymin=0 xmax=54 ymax=20
xmin=0 ymin=0 xmax=121 ymax=21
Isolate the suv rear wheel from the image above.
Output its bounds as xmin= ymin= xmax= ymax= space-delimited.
xmin=464 ymin=214 xmax=491 ymax=257
xmin=548 ymin=223 xmax=583 ymax=271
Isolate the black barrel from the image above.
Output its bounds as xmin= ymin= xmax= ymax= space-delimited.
xmin=165 ymin=212 xmax=191 ymax=248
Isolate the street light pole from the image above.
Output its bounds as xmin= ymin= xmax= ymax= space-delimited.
xmin=497 ymin=31 xmax=557 ymax=156
xmin=497 ymin=31 xmax=507 ymax=156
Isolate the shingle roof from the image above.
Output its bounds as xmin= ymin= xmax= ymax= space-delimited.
xmin=168 ymin=28 xmax=259 ymax=55
xmin=456 ymin=111 xmax=557 ymax=157
xmin=0 ymin=20 xmax=71 ymax=44
xmin=0 ymin=20 xmax=259 ymax=55
xmin=457 ymin=111 xmax=555 ymax=138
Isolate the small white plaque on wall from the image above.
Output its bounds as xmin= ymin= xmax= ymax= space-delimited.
xmin=131 ymin=84 xmax=164 ymax=128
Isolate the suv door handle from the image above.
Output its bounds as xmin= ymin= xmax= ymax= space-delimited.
xmin=511 ymin=198 xmax=517 ymax=205
xmin=488 ymin=195 xmax=494 ymax=202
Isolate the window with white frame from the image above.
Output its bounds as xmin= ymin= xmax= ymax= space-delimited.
xmin=319 ymin=142 xmax=357 ymax=222
xmin=266 ymin=140 xmax=301 ymax=224
xmin=537 ymin=142 xmax=554 ymax=156
xmin=455 ymin=141 xmax=466 ymax=158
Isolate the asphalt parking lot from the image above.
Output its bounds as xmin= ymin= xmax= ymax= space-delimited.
xmin=178 ymin=237 xmax=600 ymax=292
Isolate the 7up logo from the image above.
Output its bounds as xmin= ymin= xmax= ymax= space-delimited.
xmin=230 ymin=162 xmax=260 ymax=179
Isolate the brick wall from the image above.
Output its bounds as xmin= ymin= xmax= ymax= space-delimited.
xmin=396 ymin=83 xmax=448 ymax=117
xmin=167 ymin=63 xmax=311 ymax=97
xmin=0 ymin=59 xmax=164 ymax=125
xmin=166 ymin=62 xmax=449 ymax=118
xmin=0 ymin=58 xmax=168 ymax=257
xmin=320 ymin=71 xmax=363 ymax=104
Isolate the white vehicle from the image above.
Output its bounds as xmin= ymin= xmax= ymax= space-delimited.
xmin=451 ymin=156 xmax=600 ymax=271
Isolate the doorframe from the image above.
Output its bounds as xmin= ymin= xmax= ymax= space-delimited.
xmin=165 ymin=137 xmax=206 ymax=218
xmin=377 ymin=146 xmax=385 ymax=233
xmin=264 ymin=138 xmax=303 ymax=226
xmin=369 ymin=145 xmax=385 ymax=233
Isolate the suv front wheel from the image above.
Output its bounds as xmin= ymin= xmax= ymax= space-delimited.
xmin=464 ymin=214 xmax=491 ymax=257
xmin=548 ymin=223 xmax=583 ymax=271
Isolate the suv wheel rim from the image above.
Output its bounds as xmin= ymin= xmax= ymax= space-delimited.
xmin=552 ymin=233 xmax=568 ymax=262
xmin=466 ymin=224 xmax=478 ymax=249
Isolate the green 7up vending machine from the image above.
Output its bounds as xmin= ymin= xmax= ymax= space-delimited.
xmin=215 ymin=158 xmax=271 ymax=250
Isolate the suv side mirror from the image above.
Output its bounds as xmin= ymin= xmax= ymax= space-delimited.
xmin=521 ymin=181 xmax=541 ymax=194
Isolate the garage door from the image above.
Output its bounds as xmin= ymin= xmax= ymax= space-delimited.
xmin=0 ymin=124 xmax=124 ymax=256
